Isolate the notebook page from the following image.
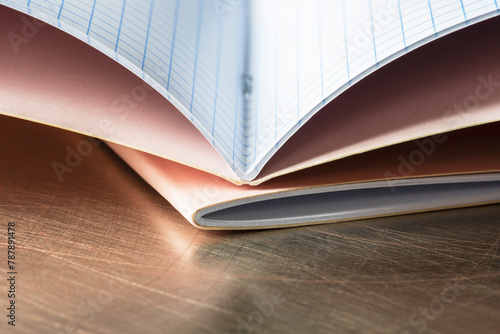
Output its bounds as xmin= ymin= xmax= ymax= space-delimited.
xmin=0 ymin=0 xmax=248 ymax=174
xmin=2 ymin=0 xmax=500 ymax=182
xmin=246 ymin=0 xmax=500 ymax=180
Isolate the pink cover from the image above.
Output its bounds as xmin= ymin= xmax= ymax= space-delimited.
xmin=108 ymin=123 xmax=500 ymax=228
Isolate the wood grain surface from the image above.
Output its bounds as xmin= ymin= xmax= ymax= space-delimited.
xmin=0 ymin=116 xmax=499 ymax=333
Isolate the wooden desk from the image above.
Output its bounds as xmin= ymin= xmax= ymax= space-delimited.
xmin=1 ymin=117 xmax=499 ymax=333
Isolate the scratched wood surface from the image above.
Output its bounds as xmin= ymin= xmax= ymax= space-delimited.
xmin=0 ymin=116 xmax=499 ymax=334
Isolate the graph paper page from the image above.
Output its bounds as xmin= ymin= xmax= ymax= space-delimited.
xmin=247 ymin=0 xmax=500 ymax=180
xmin=0 ymin=0 xmax=248 ymax=175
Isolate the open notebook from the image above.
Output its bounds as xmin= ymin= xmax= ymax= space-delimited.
xmin=1 ymin=1 xmax=500 ymax=229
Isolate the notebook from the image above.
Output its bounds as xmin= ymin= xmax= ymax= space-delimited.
xmin=1 ymin=0 xmax=499 ymax=229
